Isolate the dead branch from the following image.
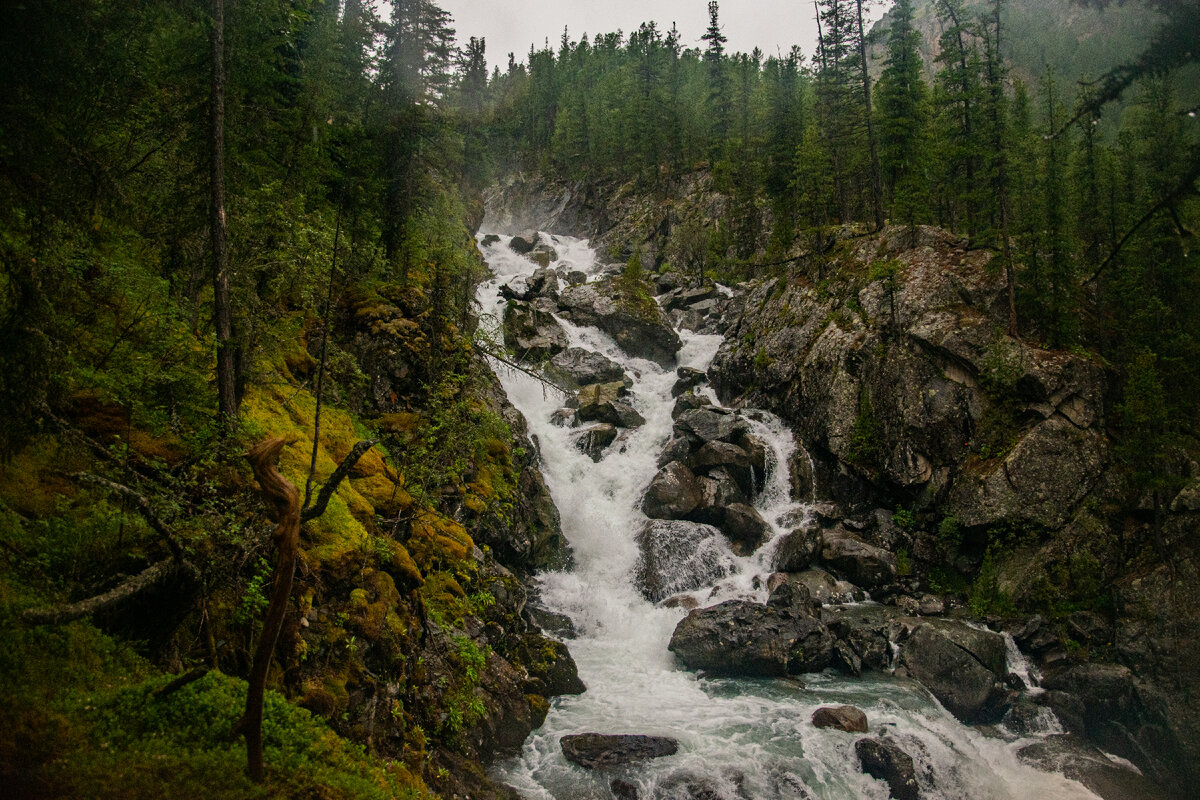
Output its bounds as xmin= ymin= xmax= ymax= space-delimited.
xmin=154 ymin=667 xmax=210 ymax=698
xmin=472 ymin=343 xmax=571 ymax=396
xmin=71 ymin=472 xmax=187 ymax=563
xmin=21 ymin=558 xmax=178 ymax=625
xmin=299 ymin=439 xmax=379 ymax=523
xmin=233 ymin=437 xmax=301 ymax=782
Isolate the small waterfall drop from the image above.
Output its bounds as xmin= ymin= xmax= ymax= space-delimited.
xmin=476 ymin=232 xmax=1101 ymax=800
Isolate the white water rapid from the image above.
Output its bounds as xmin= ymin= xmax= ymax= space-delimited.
xmin=475 ymin=232 xmax=1102 ymax=800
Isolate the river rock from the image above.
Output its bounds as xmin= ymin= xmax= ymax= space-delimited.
xmin=480 ymin=233 xmax=501 ymax=247
xmin=635 ymin=520 xmax=735 ymax=602
xmin=855 ymin=737 xmax=920 ymax=800
xmin=557 ymin=279 xmax=681 ymax=367
xmin=673 ymin=367 xmax=707 ymax=397
xmin=696 ymin=467 xmax=749 ymax=509
xmin=575 ymin=424 xmax=618 ymax=462
xmin=672 ymin=392 xmax=713 ymax=419
xmin=560 ymin=733 xmax=679 ymax=769
xmin=545 ymin=347 xmax=626 ymax=388
xmin=675 ymin=408 xmax=745 ymax=444
xmin=773 ymin=528 xmax=822 ymax=573
xmin=503 ymin=299 xmax=567 ymax=361
xmin=509 ymin=231 xmax=539 ymax=253
xmin=818 ymin=527 xmax=898 ymax=589
xmin=812 ymin=705 xmax=868 ymax=733
xmin=896 ymin=621 xmax=1007 ymax=722
xmin=576 ymin=382 xmax=645 ymax=428
xmin=669 ymin=600 xmax=833 ymax=676
xmin=688 ymin=440 xmax=755 ymax=496
xmin=823 ymin=603 xmax=905 ymax=672
xmin=714 ymin=502 xmax=770 ymax=553
xmin=643 ymin=461 xmax=703 ymax=519
xmin=658 ymin=435 xmax=694 ymax=468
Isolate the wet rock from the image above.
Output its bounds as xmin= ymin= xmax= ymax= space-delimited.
xmin=695 ymin=467 xmax=749 ymax=510
xmin=673 ymin=367 xmax=707 ymax=397
xmin=509 ymin=231 xmax=539 ymax=253
xmin=767 ymin=579 xmax=815 ymax=612
xmin=516 ymin=635 xmax=586 ymax=696
xmin=812 ymin=705 xmax=868 ymax=733
xmin=917 ymin=595 xmax=945 ymax=616
xmin=575 ymin=424 xmax=618 ymax=462
xmin=795 ymin=568 xmax=865 ymax=606
xmin=658 ymin=435 xmax=695 ymax=468
xmin=823 ymin=603 xmax=904 ymax=671
xmin=669 ymin=600 xmax=833 ymax=676
xmin=611 ymin=779 xmax=640 ymax=800
xmin=576 ymin=382 xmax=645 ymax=428
xmin=675 ymin=408 xmax=745 ymax=444
xmin=643 ymin=461 xmax=703 ymax=519
xmin=818 ymin=527 xmax=898 ymax=589
xmin=896 ymin=621 xmax=1007 ymax=722
xmin=689 ymin=440 xmax=755 ymax=496
xmin=503 ymin=299 xmax=568 ymax=361
xmin=635 ymin=520 xmax=735 ymax=602
xmin=530 ymin=243 xmax=559 ymax=264
xmin=480 ymin=233 xmax=501 ymax=247
xmin=773 ymin=527 xmax=822 ymax=573
xmin=557 ymin=279 xmax=681 ymax=367
xmin=832 ymin=639 xmax=863 ymax=676
xmin=665 ymin=285 xmax=718 ymax=311
xmin=560 ymin=733 xmax=678 ymax=769
xmin=855 ymin=737 xmax=920 ymax=800
xmin=735 ymin=432 xmax=770 ymax=493
xmin=545 ymin=347 xmax=627 ymax=389
xmin=1041 ymin=663 xmax=1135 ymax=732
xmin=673 ymin=392 xmax=713 ymax=419
xmin=1018 ymin=734 xmax=1176 ymax=800
xmin=715 ymin=502 xmax=770 ymax=553
xmin=527 ymin=605 xmax=576 ymax=640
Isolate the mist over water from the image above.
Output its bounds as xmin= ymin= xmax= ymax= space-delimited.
xmin=476 ymin=233 xmax=1100 ymax=800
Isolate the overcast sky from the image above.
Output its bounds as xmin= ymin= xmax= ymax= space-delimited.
xmin=435 ymin=1 xmax=860 ymax=71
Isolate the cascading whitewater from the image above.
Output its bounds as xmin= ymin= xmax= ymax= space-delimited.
xmin=475 ymin=232 xmax=1101 ymax=800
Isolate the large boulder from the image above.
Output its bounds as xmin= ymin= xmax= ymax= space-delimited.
xmin=576 ymin=382 xmax=645 ymax=428
xmin=635 ymin=520 xmax=736 ymax=602
xmin=643 ymin=461 xmax=704 ymax=520
xmin=560 ymin=733 xmax=679 ymax=769
xmin=855 ymin=737 xmax=921 ymax=800
xmin=545 ymin=347 xmax=627 ymax=389
xmin=503 ymin=299 xmax=567 ymax=361
xmin=773 ymin=527 xmax=821 ymax=573
xmin=557 ymin=279 xmax=681 ymax=367
xmin=575 ymin=424 xmax=618 ymax=462
xmin=675 ymin=408 xmax=746 ymax=444
xmin=812 ymin=705 xmax=868 ymax=733
xmin=819 ymin=527 xmax=898 ymax=589
xmin=896 ymin=621 xmax=1007 ymax=722
xmin=712 ymin=502 xmax=771 ymax=553
xmin=509 ymin=231 xmax=540 ymax=253
xmin=668 ymin=600 xmax=833 ymax=676
xmin=688 ymin=440 xmax=755 ymax=496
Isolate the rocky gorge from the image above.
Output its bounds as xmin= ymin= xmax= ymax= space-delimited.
xmin=477 ymin=175 xmax=1198 ymax=799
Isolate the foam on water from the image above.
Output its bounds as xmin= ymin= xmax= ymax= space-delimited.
xmin=476 ymin=232 xmax=1099 ymax=800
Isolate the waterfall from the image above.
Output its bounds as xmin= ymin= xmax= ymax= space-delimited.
xmin=476 ymin=232 xmax=1101 ymax=800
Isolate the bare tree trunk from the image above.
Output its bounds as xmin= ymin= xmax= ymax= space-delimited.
xmin=234 ymin=438 xmax=301 ymax=782
xmin=210 ymin=0 xmax=237 ymax=422
xmin=856 ymin=0 xmax=884 ymax=231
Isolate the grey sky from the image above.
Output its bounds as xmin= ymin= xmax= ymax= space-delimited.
xmin=435 ymin=1 xmax=851 ymax=71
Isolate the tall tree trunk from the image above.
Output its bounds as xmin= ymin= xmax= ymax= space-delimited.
xmin=989 ymin=0 xmax=1018 ymax=337
xmin=856 ymin=0 xmax=884 ymax=231
xmin=210 ymin=0 xmax=237 ymax=421
xmin=235 ymin=438 xmax=301 ymax=782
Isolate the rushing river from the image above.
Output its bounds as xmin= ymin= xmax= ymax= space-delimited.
xmin=475 ymin=232 xmax=1101 ymax=800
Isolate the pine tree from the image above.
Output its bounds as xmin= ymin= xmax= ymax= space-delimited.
xmin=701 ymin=1 xmax=731 ymax=158
xmin=875 ymin=0 xmax=929 ymax=231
